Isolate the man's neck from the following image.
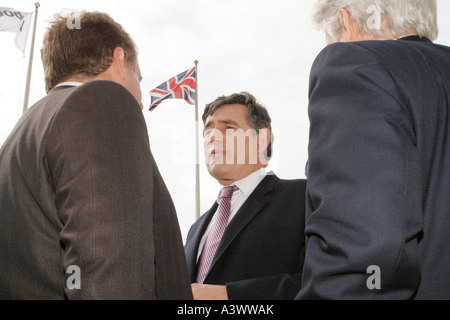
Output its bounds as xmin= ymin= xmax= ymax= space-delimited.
xmin=217 ymin=167 xmax=267 ymax=186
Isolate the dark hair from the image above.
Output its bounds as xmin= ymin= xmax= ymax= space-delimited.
xmin=202 ymin=92 xmax=273 ymax=158
xmin=41 ymin=11 xmax=138 ymax=92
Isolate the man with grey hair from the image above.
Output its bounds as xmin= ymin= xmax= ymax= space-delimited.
xmin=297 ymin=0 xmax=450 ymax=299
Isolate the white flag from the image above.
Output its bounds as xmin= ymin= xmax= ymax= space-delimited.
xmin=0 ymin=7 xmax=32 ymax=54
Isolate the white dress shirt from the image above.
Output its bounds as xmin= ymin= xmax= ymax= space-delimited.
xmin=196 ymin=168 xmax=268 ymax=262
xmin=54 ymin=81 xmax=83 ymax=88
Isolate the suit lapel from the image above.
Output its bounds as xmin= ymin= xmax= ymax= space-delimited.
xmin=205 ymin=174 xmax=279 ymax=280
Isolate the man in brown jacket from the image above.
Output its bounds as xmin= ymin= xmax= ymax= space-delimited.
xmin=0 ymin=11 xmax=192 ymax=300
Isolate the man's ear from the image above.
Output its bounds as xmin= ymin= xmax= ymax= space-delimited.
xmin=338 ymin=9 xmax=360 ymax=42
xmin=257 ymin=128 xmax=271 ymax=159
xmin=111 ymin=47 xmax=127 ymax=81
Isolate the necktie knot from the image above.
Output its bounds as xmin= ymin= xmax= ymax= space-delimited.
xmin=220 ymin=185 xmax=239 ymax=199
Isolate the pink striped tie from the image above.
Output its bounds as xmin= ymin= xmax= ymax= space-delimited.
xmin=196 ymin=185 xmax=239 ymax=283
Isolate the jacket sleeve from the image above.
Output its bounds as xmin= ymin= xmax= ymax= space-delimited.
xmin=46 ymin=81 xmax=191 ymax=299
xmin=296 ymin=43 xmax=423 ymax=299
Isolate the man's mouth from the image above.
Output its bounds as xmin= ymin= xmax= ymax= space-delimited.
xmin=212 ymin=148 xmax=224 ymax=158
xmin=208 ymin=145 xmax=225 ymax=159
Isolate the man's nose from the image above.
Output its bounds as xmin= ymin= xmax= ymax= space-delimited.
xmin=205 ymin=129 xmax=223 ymax=144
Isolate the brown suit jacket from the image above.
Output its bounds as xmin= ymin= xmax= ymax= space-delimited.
xmin=0 ymin=80 xmax=192 ymax=300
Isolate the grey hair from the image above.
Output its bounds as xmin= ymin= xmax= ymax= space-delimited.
xmin=202 ymin=92 xmax=273 ymax=159
xmin=312 ymin=0 xmax=438 ymax=41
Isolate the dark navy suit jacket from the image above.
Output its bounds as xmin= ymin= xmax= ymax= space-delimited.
xmin=297 ymin=37 xmax=450 ymax=300
xmin=185 ymin=174 xmax=306 ymax=300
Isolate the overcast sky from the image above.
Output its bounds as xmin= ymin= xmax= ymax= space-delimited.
xmin=1 ymin=0 xmax=450 ymax=242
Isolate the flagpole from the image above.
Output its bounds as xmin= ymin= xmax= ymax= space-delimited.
xmin=22 ymin=2 xmax=40 ymax=114
xmin=194 ymin=60 xmax=200 ymax=220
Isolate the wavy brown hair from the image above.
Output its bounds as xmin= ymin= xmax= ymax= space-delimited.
xmin=41 ymin=11 xmax=138 ymax=92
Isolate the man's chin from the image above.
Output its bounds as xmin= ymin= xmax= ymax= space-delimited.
xmin=207 ymin=163 xmax=235 ymax=181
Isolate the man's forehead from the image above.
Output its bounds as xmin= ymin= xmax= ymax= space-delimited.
xmin=207 ymin=104 xmax=247 ymax=120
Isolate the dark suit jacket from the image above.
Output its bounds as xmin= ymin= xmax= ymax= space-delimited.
xmin=296 ymin=37 xmax=450 ymax=300
xmin=185 ymin=174 xmax=306 ymax=300
xmin=0 ymin=81 xmax=192 ymax=300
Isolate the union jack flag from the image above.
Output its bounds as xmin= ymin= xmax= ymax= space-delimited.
xmin=149 ymin=67 xmax=196 ymax=111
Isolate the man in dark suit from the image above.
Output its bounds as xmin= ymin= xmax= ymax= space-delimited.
xmin=184 ymin=92 xmax=306 ymax=300
xmin=0 ymin=11 xmax=192 ymax=299
xmin=297 ymin=0 xmax=450 ymax=299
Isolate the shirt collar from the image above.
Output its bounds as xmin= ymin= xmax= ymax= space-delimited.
xmin=217 ymin=168 xmax=267 ymax=201
xmin=396 ymin=35 xmax=432 ymax=43
xmin=54 ymin=81 xmax=84 ymax=88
